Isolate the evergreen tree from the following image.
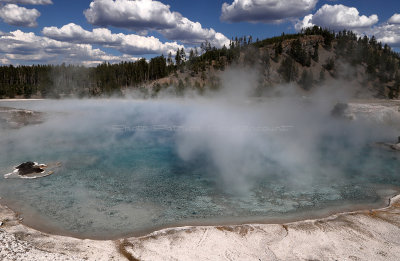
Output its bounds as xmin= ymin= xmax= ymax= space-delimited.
xmin=312 ymin=44 xmax=319 ymax=62
xmin=278 ymin=57 xmax=298 ymax=82
xmin=1 ymin=28 xmax=400 ymax=99
xmin=189 ymin=49 xmax=195 ymax=62
xmin=324 ymin=58 xmax=335 ymax=71
xmin=175 ymin=49 xmax=181 ymax=66
xmin=180 ymin=48 xmax=186 ymax=64
xmin=167 ymin=52 xmax=173 ymax=66
xmin=275 ymin=41 xmax=283 ymax=56
xmin=290 ymin=39 xmax=310 ymax=66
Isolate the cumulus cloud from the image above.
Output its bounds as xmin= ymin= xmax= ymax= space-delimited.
xmin=294 ymin=14 xmax=314 ymax=31
xmin=388 ymin=14 xmax=400 ymax=24
xmin=0 ymin=30 xmax=138 ymax=65
xmin=294 ymin=6 xmax=400 ymax=48
xmin=295 ymin=4 xmax=378 ymax=31
xmin=42 ymin=23 xmax=184 ymax=55
xmin=0 ymin=4 xmax=40 ymax=27
xmin=160 ymin=17 xmax=229 ymax=47
xmin=0 ymin=0 xmax=52 ymax=4
xmin=84 ymin=0 xmax=177 ymax=31
xmin=371 ymin=14 xmax=400 ymax=47
xmin=0 ymin=30 xmax=12 ymax=36
xmin=364 ymin=24 xmax=400 ymax=47
xmin=312 ymin=5 xmax=378 ymax=30
xmin=220 ymin=0 xmax=318 ymax=23
xmin=84 ymin=0 xmax=229 ymax=47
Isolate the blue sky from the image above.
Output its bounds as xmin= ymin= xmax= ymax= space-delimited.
xmin=0 ymin=0 xmax=399 ymax=65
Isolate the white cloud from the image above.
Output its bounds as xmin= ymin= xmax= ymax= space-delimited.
xmin=84 ymin=0 xmax=229 ymax=47
xmin=220 ymin=0 xmax=318 ymax=23
xmin=84 ymin=0 xmax=177 ymax=31
xmin=0 ymin=30 xmax=12 ymax=36
xmin=295 ymin=14 xmax=314 ymax=31
xmin=388 ymin=14 xmax=400 ymax=24
xmin=294 ymin=6 xmax=400 ymax=48
xmin=0 ymin=57 xmax=9 ymax=64
xmin=0 ymin=0 xmax=52 ymax=4
xmin=296 ymin=4 xmax=378 ymax=31
xmin=42 ymin=23 xmax=184 ymax=55
xmin=0 ymin=30 xmax=138 ymax=65
xmin=312 ymin=5 xmax=378 ymax=29
xmin=365 ymin=24 xmax=400 ymax=47
xmin=160 ymin=17 xmax=229 ymax=47
xmin=0 ymin=4 xmax=40 ymax=27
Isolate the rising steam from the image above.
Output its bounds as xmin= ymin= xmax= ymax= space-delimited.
xmin=1 ymin=67 xmax=399 ymax=196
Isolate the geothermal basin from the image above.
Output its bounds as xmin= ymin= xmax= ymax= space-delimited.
xmin=0 ymin=98 xmax=399 ymax=239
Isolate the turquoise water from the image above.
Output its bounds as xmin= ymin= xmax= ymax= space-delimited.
xmin=0 ymin=99 xmax=399 ymax=239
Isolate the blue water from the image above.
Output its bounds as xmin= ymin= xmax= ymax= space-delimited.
xmin=0 ymin=99 xmax=399 ymax=239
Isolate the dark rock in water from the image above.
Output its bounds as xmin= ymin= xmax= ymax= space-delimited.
xmin=16 ymin=162 xmax=45 ymax=175
xmin=331 ymin=103 xmax=349 ymax=118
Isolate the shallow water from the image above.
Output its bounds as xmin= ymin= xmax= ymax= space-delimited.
xmin=0 ymin=99 xmax=399 ymax=239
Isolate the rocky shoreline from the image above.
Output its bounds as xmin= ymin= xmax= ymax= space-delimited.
xmin=1 ymin=194 xmax=400 ymax=261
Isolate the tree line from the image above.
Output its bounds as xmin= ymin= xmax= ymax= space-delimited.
xmin=1 ymin=26 xmax=399 ymax=98
xmin=0 ymin=56 xmax=170 ymax=98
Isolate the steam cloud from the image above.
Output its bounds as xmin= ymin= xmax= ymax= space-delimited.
xmin=1 ymin=68 xmax=399 ymax=196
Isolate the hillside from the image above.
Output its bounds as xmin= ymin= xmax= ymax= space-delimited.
xmin=0 ymin=26 xmax=399 ymax=99
xmin=158 ymin=27 xmax=400 ymax=99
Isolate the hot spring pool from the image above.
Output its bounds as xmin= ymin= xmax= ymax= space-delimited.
xmin=0 ymin=99 xmax=399 ymax=239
